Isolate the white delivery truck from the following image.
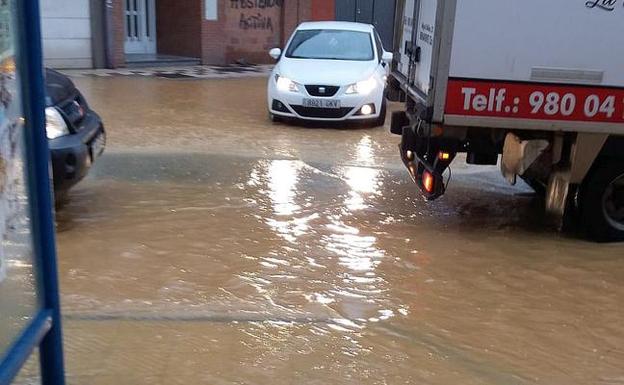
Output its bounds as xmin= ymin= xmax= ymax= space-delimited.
xmin=388 ymin=0 xmax=624 ymax=241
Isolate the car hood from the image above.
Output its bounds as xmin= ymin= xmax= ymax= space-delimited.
xmin=276 ymin=58 xmax=378 ymax=86
xmin=45 ymin=68 xmax=75 ymax=106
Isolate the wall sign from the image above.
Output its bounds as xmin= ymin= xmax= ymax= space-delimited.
xmin=230 ymin=0 xmax=282 ymax=33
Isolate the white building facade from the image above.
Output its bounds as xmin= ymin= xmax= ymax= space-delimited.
xmin=40 ymin=0 xmax=94 ymax=68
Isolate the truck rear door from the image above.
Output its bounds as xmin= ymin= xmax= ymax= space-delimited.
xmin=409 ymin=0 xmax=439 ymax=101
xmin=396 ymin=0 xmax=417 ymax=82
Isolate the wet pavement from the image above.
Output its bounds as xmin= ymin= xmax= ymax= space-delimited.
xmin=16 ymin=76 xmax=624 ymax=384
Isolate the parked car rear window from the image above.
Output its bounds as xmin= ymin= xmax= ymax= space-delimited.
xmin=285 ymin=29 xmax=374 ymax=61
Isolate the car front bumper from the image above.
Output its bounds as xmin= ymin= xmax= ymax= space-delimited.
xmin=49 ymin=110 xmax=105 ymax=194
xmin=268 ymin=82 xmax=385 ymax=122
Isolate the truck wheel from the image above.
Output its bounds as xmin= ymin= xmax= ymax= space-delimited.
xmin=520 ymin=176 xmax=546 ymax=196
xmin=580 ymin=161 xmax=624 ymax=242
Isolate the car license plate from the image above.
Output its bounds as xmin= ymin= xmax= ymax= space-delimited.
xmin=302 ymin=98 xmax=341 ymax=109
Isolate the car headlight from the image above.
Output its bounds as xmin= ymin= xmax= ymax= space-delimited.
xmin=45 ymin=107 xmax=69 ymax=139
xmin=275 ymin=74 xmax=300 ymax=93
xmin=345 ymin=77 xmax=378 ymax=95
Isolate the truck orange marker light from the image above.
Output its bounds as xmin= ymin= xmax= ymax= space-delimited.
xmin=423 ymin=171 xmax=434 ymax=193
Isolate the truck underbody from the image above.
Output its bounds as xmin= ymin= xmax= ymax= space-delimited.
xmin=389 ymin=87 xmax=624 ymax=241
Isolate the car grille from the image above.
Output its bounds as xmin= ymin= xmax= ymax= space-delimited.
xmin=291 ymin=105 xmax=353 ymax=119
xmin=59 ymin=94 xmax=86 ymax=128
xmin=305 ymin=85 xmax=340 ymax=97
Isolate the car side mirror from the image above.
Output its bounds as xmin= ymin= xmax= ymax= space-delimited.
xmin=382 ymin=51 xmax=393 ymax=63
xmin=269 ymin=48 xmax=282 ymax=60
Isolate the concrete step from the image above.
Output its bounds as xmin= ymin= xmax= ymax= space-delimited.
xmin=125 ymin=54 xmax=201 ymax=68
xmin=126 ymin=59 xmax=201 ymax=68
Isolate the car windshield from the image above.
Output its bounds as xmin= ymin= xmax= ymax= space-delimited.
xmin=285 ymin=29 xmax=374 ymax=61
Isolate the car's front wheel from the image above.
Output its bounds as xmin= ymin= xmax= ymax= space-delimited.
xmin=269 ymin=112 xmax=282 ymax=123
xmin=372 ymin=100 xmax=387 ymax=127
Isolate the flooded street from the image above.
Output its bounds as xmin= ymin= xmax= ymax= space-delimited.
xmin=19 ymin=75 xmax=624 ymax=384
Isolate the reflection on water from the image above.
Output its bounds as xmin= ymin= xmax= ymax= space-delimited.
xmin=344 ymin=167 xmax=381 ymax=195
xmin=326 ymin=233 xmax=384 ymax=271
xmin=354 ymin=135 xmax=375 ymax=166
xmin=243 ymin=140 xmax=395 ymax=342
xmin=253 ymin=159 xmax=319 ymax=244
xmin=343 ymin=167 xmax=381 ymax=211
xmin=267 ymin=160 xmax=301 ymax=217
xmin=343 ymin=136 xmax=382 ymax=211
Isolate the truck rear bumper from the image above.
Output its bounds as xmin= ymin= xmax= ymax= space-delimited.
xmin=397 ymin=117 xmax=456 ymax=200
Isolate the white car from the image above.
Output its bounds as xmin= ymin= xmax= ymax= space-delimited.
xmin=267 ymin=21 xmax=392 ymax=126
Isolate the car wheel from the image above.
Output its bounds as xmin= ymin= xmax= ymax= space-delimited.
xmin=269 ymin=112 xmax=282 ymax=123
xmin=54 ymin=190 xmax=70 ymax=210
xmin=579 ymin=160 xmax=624 ymax=242
xmin=372 ymin=100 xmax=387 ymax=127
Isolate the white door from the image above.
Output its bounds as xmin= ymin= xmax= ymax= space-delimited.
xmin=124 ymin=0 xmax=156 ymax=54
xmin=40 ymin=0 xmax=93 ymax=68
xmin=411 ymin=0 xmax=438 ymax=95
xmin=397 ymin=0 xmax=416 ymax=78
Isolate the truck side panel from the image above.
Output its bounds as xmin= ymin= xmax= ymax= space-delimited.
xmin=438 ymin=0 xmax=624 ymax=133
xmin=449 ymin=0 xmax=624 ymax=86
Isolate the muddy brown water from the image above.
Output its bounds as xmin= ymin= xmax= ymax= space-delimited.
xmin=16 ymin=76 xmax=624 ymax=384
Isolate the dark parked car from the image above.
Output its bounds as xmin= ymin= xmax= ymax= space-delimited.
xmin=45 ymin=69 xmax=105 ymax=198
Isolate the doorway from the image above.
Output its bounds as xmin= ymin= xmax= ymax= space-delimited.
xmin=335 ymin=0 xmax=397 ymax=50
xmin=124 ymin=0 xmax=157 ymax=54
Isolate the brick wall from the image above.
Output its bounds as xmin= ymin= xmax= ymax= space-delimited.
xmin=157 ymin=0 xmax=202 ymax=58
xmin=201 ymin=0 xmax=314 ymax=65
xmin=282 ymin=0 xmax=311 ymax=47
xmin=200 ymin=1 xmax=228 ymax=64
xmin=311 ymin=0 xmax=334 ymax=21
xmin=224 ymin=0 xmax=282 ymax=64
xmin=109 ymin=0 xmax=320 ymax=67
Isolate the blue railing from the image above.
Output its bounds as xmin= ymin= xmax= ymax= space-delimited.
xmin=0 ymin=0 xmax=66 ymax=384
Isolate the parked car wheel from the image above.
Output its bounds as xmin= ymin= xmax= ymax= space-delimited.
xmin=269 ymin=112 xmax=282 ymax=123
xmin=580 ymin=160 xmax=624 ymax=242
xmin=372 ymin=99 xmax=387 ymax=127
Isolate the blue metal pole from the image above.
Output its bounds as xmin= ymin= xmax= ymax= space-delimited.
xmin=15 ymin=0 xmax=66 ymax=384
xmin=0 ymin=312 xmax=52 ymax=385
